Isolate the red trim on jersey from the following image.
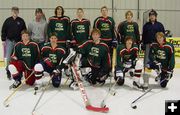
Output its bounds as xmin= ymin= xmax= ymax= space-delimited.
xmin=56 ymin=48 xmax=66 ymax=54
xmin=164 ymin=45 xmax=173 ymax=54
xmin=100 ymin=38 xmax=112 ymax=41
xmin=78 ymin=40 xmax=93 ymax=48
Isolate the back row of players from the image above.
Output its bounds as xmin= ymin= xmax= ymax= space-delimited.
xmin=2 ymin=6 xmax=174 ymax=90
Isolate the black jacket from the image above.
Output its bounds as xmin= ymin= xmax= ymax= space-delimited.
xmin=1 ymin=16 xmax=26 ymax=42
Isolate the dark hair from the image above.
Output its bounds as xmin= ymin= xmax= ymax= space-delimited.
xmin=54 ymin=6 xmax=64 ymax=16
xmin=49 ymin=32 xmax=58 ymax=38
xmin=21 ymin=30 xmax=29 ymax=35
xmin=125 ymin=10 xmax=133 ymax=18
xmin=35 ymin=8 xmax=43 ymax=14
xmin=149 ymin=9 xmax=158 ymax=17
xmin=77 ymin=8 xmax=84 ymax=12
xmin=11 ymin=6 xmax=19 ymax=11
xmin=124 ymin=36 xmax=134 ymax=44
xmin=101 ymin=6 xmax=108 ymax=12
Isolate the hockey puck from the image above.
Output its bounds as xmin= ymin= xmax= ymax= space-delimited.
xmin=131 ymin=105 xmax=137 ymax=109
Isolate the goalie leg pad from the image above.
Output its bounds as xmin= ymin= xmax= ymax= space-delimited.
xmin=115 ymin=69 xmax=124 ymax=86
xmin=52 ymin=75 xmax=61 ymax=88
xmin=34 ymin=63 xmax=44 ymax=79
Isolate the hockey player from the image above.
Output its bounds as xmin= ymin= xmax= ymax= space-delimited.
xmin=143 ymin=32 xmax=175 ymax=89
xmin=34 ymin=32 xmax=66 ymax=88
xmin=70 ymin=8 xmax=91 ymax=46
xmin=93 ymin=6 xmax=117 ymax=49
xmin=47 ymin=6 xmax=70 ymax=47
xmin=78 ymin=28 xmax=111 ymax=85
xmin=117 ymin=10 xmax=140 ymax=45
xmin=115 ymin=36 xmax=143 ymax=89
xmin=8 ymin=30 xmax=40 ymax=88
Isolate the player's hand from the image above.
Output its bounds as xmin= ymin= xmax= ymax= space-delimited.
xmin=111 ymin=39 xmax=118 ymax=48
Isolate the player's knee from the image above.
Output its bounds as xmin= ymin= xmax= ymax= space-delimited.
xmin=52 ymin=75 xmax=61 ymax=88
xmin=34 ymin=63 xmax=44 ymax=79
xmin=135 ymin=60 xmax=143 ymax=70
xmin=115 ymin=70 xmax=124 ymax=86
xmin=8 ymin=64 xmax=19 ymax=77
xmin=160 ymin=80 xmax=168 ymax=88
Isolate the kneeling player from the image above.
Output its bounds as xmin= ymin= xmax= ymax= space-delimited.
xmin=115 ymin=36 xmax=143 ymax=89
xmin=8 ymin=30 xmax=40 ymax=89
xmin=34 ymin=32 xmax=66 ymax=88
xmin=78 ymin=28 xmax=111 ymax=85
xmin=143 ymin=32 xmax=175 ymax=89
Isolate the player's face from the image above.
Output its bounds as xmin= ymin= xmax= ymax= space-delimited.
xmin=126 ymin=39 xmax=133 ymax=49
xmin=11 ymin=10 xmax=19 ymax=17
xmin=77 ymin=10 xmax=84 ymax=18
xmin=156 ymin=35 xmax=164 ymax=45
xmin=126 ymin=13 xmax=132 ymax=21
xmin=36 ymin=12 xmax=43 ymax=19
xmin=22 ymin=33 xmax=29 ymax=42
xmin=92 ymin=32 xmax=100 ymax=42
xmin=56 ymin=7 xmax=63 ymax=16
xmin=149 ymin=15 xmax=156 ymax=22
xmin=50 ymin=36 xmax=58 ymax=44
xmin=101 ymin=8 xmax=108 ymax=17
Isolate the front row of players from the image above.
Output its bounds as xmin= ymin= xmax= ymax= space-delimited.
xmin=7 ymin=29 xmax=175 ymax=91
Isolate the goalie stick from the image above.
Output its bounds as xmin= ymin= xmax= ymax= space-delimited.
xmin=71 ymin=60 xmax=109 ymax=113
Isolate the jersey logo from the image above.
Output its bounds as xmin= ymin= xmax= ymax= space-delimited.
xmin=49 ymin=54 xmax=57 ymax=63
xmin=77 ymin=25 xmax=85 ymax=33
xmin=126 ymin=24 xmax=134 ymax=33
xmin=55 ymin=23 xmax=64 ymax=31
xmin=101 ymin=23 xmax=110 ymax=31
xmin=156 ymin=50 xmax=166 ymax=59
xmin=89 ymin=47 xmax=99 ymax=57
xmin=22 ymin=48 xmax=31 ymax=57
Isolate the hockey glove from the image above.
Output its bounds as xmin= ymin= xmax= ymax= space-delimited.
xmin=44 ymin=58 xmax=53 ymax=67
xmin=111 ymin=39 xmax=118 ymax=48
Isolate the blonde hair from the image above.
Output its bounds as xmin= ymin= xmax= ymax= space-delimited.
xmin=156 ymin=32 xmax=166 ymax=39
xmin=101 ymin=6 xmax=108 ymax=12
xmin=125 ymin=10 xmax=133 ymax=18
xmin=91 ymin=28 xmax=101 ymax=35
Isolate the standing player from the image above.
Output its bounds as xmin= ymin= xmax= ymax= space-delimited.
xmin=28 ymin=8 xmax=48 ymax=48
xmin=115 ymin=36 xmax=143 ymax=89
xmin=93 ymin=6 xmax=117 ymax=48
xmin=47 ymin=6 xmax=70 ymax=47
xmin=78 ymin=28 xmax=111 ymax=85
xmin=1 ymin=7 xmax=26 ymax=79
xmin=117 ymin=10 xmax=140 ymax=45
xmin=8 ymin=30 xmax=40 ymax=89
xmin=71 ymin=8 xmax=91 ymax=46
xmin=34 ymin=32 xmax=66 ymax=88
xmin=143 ymin=32 xmax=175 ymax=89
xmin=142 ymin=9 xmax=165 ymax=68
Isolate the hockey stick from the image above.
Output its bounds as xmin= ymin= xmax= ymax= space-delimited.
xmin=3 ymin=71 xmax=35 ymax=107
xmin=71 ymin=62 xmax=109 ymax=113
xmin=100 ymin=77 xmax=120 ymax=107
xmin=131 ymin=88 xmax=152 ymax=109
xmin=32 ymin=76 xmax=52 ymax=115
xmin=109 ymin=48 xmax=116 ymax=88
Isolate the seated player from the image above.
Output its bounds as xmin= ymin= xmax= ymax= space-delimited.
xmin=34 ymin=32 xmax=66 ymax=89
xmin=115 ymin=36 xmax=143 ymax=89
xmin=8 ymin=30 xmax=40 ymax=89
xmin=143 ymin=32 xmax=175 ymax=89
xmin=73 ymin=28 xmax=111 ymax=86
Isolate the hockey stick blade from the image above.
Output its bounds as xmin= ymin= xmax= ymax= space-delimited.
xmin=86 ymin=105 xmax=109 ymax=113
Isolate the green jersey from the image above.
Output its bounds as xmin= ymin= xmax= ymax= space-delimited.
xmin=117 ymin=21 xmax=140 ymax=44
xmin=117 ymin=44 xmax=138 ymax=69
xmin=71 ymin=18 xmax=90 ymax=45
xmin=41 ymin=44 xmax=66 ymax=68
xmin=79 ymin=40 xmax=111 ymax=71
xmin=11 ymin=40 xmax=40 ymax=69
xmin=93 ymin=16 xmax=116 ymax=44
xmin=149 ymin=42 xmax=175 ymax=70
xmin=47 ymin=16 xmax=70 ymax=43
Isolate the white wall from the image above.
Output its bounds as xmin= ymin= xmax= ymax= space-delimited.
xmin=0 ymin=0 xmax=180 ymax=60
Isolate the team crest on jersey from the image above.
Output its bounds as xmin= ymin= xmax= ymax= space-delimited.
xmin=49 ymin=54 xmax=57 ymax=63
xmin=55 ymin=23 xmax=64 ymax=31
xmin=89 ymin=47 xmax=99 ymax=57
xmin=22 ymin=48 xmax=31 ymax=57
xmin=77 ymin=25 xmax=85 ymax=33
xmin=101 ymin=23 xmax=110 ymax=31
xmin=127 ymin=24 xmax=134 ymax=32
xmin=157 ymin=50 xmax=166 ymax=59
